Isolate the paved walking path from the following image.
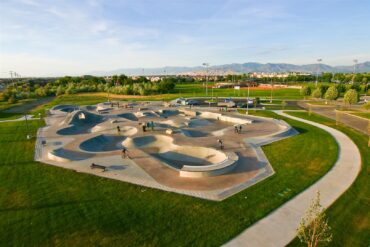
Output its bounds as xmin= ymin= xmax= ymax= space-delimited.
xmin=224 ymin=110 xmax=361 ymax=247
xmin=0 ymin=115 xmax=40 ymax=123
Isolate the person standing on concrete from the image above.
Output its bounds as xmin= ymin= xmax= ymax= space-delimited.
xmin=122 ymin=147 xmax=129 ymax=159
xmin=234 ymin=126 xmax=238 ymax=133
xmin=217 ymin=139 xmax=224 ymax=150
xmin=117 ymin=126 xmax=121 ymax=133
xmin=151 ymin=121 xmax=154 ymax=131
xmin=239 ymin=125 xmax=242 ymax=134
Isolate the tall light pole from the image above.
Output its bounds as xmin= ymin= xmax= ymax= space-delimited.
xmin=246 ymin=82 xmax=250 ymax=115
xmin=9 ymin=71 xmax=14 ymax=87
xmin=270 ymin=77 xmax=273 ymax=103
xmin=352 ymin=59 xmax=358 ymax=84
xmin=316 ymin=58 xmax=322 ymax=87
xmin=202 ymin=63 xmax=209 ymax=97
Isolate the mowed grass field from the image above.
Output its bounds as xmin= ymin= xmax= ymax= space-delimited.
xmin=175 ymin=83 xmax=302 ymax=99
xmin=0 ymin=106 xmax=338 ymax=246
xmin=286 ymin=112 xmax=370 ymax=247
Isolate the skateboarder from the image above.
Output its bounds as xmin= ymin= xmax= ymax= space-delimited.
xmin=117 ymin=126 xmax=121 ymax=133
xmin=239 ymin=125 xmax=242 ymax=134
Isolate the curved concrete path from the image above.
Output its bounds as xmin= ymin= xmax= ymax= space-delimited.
xmin=0 ymin=115 xmax=39 ymax=123
xmin=224 ymin=110 xmax=361 ymax=247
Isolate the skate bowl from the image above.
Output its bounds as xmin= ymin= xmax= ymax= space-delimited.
xmin=79 ymin=134 xmax=126 ymax=152
xmin=51 ymin=105 xmax=78 ymax=113
xmin=57 ymin=110 xmax=106 ymax=135
xmin=157 ymin=109 xmax=179 ymax=117
xmin=117 ymin=113 xmax=138 ymax=121
xmin=186 ymin=118 xmax=213 ymax=128
xmin=123 ymin=135 xmax=238 ymax=177
xmin=48 ymin=148 xmax=95 ymax=162
xmin=181 ymin=129 xmax=209 ymax=137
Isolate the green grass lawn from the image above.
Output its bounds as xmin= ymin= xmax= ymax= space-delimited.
xmin=175 ymin=83 xmax=302 ymax=99
xmin=285 ymin=111 xmax=370 ymax=247
xmin=0 ymin=110 xmax=338 ymax=246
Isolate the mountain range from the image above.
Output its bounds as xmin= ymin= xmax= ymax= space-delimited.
xmin=90 ymin=61 xmax=370 ymax=76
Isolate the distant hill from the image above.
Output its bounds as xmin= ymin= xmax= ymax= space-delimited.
xmin=90 ymin=61 xmax=370 ymax=76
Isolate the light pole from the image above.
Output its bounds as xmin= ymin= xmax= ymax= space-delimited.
xmin=9 ymin=71 xmax=14 ymax=87
xmin=25 ymin=114 xmax=31 ymax=139
xmin=316 ymin=58 xmax=322 ymax=87
xmin=270 ymin=77 xmax=273 ymax=103
xmin=246 ymin=82 xmax=250 ymax=115
xmin=352 ymin=59 xmax=358 ymax=84
xmin=202 ymin=63 xmax=209 ymax=97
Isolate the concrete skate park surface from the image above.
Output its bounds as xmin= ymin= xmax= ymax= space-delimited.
xmin=36 ymin=102 xmax=297 ymax=200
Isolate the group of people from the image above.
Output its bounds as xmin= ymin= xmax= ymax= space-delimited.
xmin=142 ymin=121 xmax=155 ymax=132
xmin=234 ymin=125 xmax=243 ymax=134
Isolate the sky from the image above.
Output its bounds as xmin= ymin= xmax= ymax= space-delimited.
xmin=1 ymin=0 xmax=370 ymax=77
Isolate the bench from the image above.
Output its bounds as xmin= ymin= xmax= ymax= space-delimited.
xmin=90 ymin=163 xmax=107 ymax=171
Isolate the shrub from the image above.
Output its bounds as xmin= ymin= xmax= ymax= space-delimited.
xmin=324 ymin=86 xmax=339 ymax=101
xmin=300 ymin=86 xmax=311 ymax=98
xmin=311 ymin=88 xmax=322 ymax=99
xmin=343 ymin=89 xmax=359 ymax=106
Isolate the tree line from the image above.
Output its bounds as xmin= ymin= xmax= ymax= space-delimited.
xmin=300 ymin=83 xmax=365 ymax=106
xmin=2 ymin=75 xmax=177 ymax=103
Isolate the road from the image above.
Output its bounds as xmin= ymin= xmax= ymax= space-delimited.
xmin=298 ymin=102 xmax=369 ymax=136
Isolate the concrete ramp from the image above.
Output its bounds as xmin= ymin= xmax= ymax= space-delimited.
xmin=186 ymin=118 xmax=213 ymax=128
xmin=51 ymin=105 xmax=78 ymax=113
xmin=48 ymin=148 xmax=95 ymax=162
xmin=57 ymin=110 xmax=106 ymax=135
xmin=80 ymin=134 xmax=126 ymax=152
xmin=181 ymin=129 xmax=209 ymax=137
xmin=117 ymin=113 xmax=138 ymax=121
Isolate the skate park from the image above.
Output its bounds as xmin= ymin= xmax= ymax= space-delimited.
xmin=35 ymin=102 xmax=298 ymax=200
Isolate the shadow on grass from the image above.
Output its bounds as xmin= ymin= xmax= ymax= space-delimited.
xmin=292 ymin=126 xmax=308 ymax=134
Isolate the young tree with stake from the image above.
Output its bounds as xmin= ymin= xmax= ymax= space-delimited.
xmin=297 ymin=191 xmax=332 ymax=247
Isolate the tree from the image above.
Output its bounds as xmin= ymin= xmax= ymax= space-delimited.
xmin=344 ymin=89 xmax=359 ymax=107
xmin=319 ymin=85 xmax=329 ymax=96
xmin=311 ymin=88 xmax=322 ymax=99
xmin=300 ymin=86 xmax=311 ymax=99
xmin=321 ymin=73 xmax=332 ymax=83
xmin=297 ymin=191 xmax=332 ymax=247
xmin=324 ymin=86 xmax=339 ymax=102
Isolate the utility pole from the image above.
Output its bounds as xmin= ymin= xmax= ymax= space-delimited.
xmin=316 ymin=58 xmax=322 ymax=87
